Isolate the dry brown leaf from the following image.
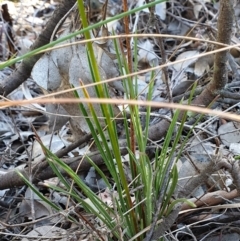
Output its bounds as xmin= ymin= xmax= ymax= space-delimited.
xmin=32 ymin=30 xmax=123 ymax=137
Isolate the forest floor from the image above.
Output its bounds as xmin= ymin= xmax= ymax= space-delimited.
xmin=1 ymin=0 xmax=240 ymax=240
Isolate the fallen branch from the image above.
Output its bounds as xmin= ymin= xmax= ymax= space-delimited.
xmin=181 ymin=189 xmax=239 ymax=211
xmin=0 ymin=148 xmax=127 ymax=190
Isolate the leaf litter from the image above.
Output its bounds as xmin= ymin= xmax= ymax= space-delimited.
xmin=1 ymin=0 xmax=240 ymax=240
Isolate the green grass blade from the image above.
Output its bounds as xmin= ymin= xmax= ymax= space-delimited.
xmin=15 ymin=170 xmax=60 ymax=211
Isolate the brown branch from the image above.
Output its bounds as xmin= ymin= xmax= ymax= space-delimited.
xmin=0 ymin=148 xmax=128 ymax=190
xmin=178 ymin=160 xmax=232 ymax=199
xmin=181 ymin=189 xmax=238 ymax=210
xmin=0 ymin=133 xmax=92 ymax=190
xmin=193 ymin=0 xmax=234 ymax=107
xmin=0 ymin=0 xmax=76 ymax=96
xmin=0 ymin=144 xmax=157 ymax=191
xmin=1 ymin=4 xmax=16 ymax=59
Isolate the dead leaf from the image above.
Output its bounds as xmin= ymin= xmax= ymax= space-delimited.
xmin=32 ymin=30 xmax=123 ymax=137
xmin=172 ymin=50 xmax=199 ymax=72
xmin=218 ymin=122 xmax=240 ymax=147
